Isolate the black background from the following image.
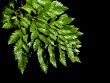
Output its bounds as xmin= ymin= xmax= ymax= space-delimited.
xmin=0 ymin=0 xmax=99 ymax=82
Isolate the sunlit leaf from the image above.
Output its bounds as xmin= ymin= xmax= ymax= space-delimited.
xmin=21 ymin=4 xmax=33 ymax=13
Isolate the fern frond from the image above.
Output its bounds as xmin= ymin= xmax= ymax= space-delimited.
xmin=31 ymin=31 xmax=39 ymax=42
xmin=21 ymin=4 xmax=34 ymax=14
xmin=31 ymin=0 xmax=39 ymax=10
xmin=2 ymin=0 xmax=83 ymax=74
xmin=54 ymin=14 xmax=74 ymax=27
xmin=66 ymin=47 xmax=76 ymax=63
xmin=14 ymin=39 xmax=28 ymax=74
xmin=21 ymin=28 xmax=27 ymax=34
xmin=33 ymin=39 xmax=41 ymax=51
xmin=47 ymin=37 xmax=54 ymax=45
xmin=30 ymin=22 xmax=37 ymax=32
xmin=37 ymin=46 xmax=48 ymax=73
xmin=39 ymin=34 xmax=48 ymax=44
xmin=3 ymin=7 xmax=14 ymax=15
xmin=20 ymin=17 xmax=30 ymax=28
xmin=22 ymin=34 xmax=28 ymax=43
xmin=48 ymin=45 xmax=57 ymax=67
xmin=2 ymin=14 xmax=11 ymax=23
xmin=2 ymin=23 xmax=12 ymax=29
xmin=59 ymin=44 xmax=67 ymax=66
xmin=46 ymin=1 xmax=68 ymax=18
xmin=18 ymin=52 xmax=28 ymax=74
xmin=22 ymin=42 xmax=29 ymax=53
xmin=8 ymin=30 xmax=22 ymax=45
xmin=37 ymin=28 xmax=49 ymax=35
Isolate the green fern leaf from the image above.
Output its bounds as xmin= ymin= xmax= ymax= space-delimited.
xmin=11 ymin=16 xmax=17 ymax=20
xmin=16 ymin=48 xmax=28 ymax=74
xmin=2 ymin=23 xmax=12 ymax=29
xmin=59 ymin=44 xmax=67 ymax=66
xmin=39 ymin=34 xmax=48 ymax=44
xmin=31 ymin=31 xmax=39 ymax=42
xmin=36 ymin=21 xmax=48 ymax=29
xmin=58 ymin=35 xmax=65 ymax=41
xmin=23 ymin=17 xmax=30 ymax=26
xmin=37 ymin=0 xmax=51 ymax=5
xmin=30 ymin=22 xmax=37 ymax=32
xmin=21 ymin=4 xmax=33 ymax=14
xmin=76 ymin=45 xmax=82 ymax=48
xmin=47 ymin=37 xmax=54 ymax=45
xmin=58 ymin=26 xmax=77 ymax=35
xmin=33 ymin=39 xmax=40 ymax=51
xmin=64 ymin=35 xmax=77 ymax=40
xmin=49 ymin=28 xmax=58 ymax=35
xmin=73 ymin=56 xmax=81 ymax=63
xmin=23 ymin=34 xmax=28 ymax=43
xmin=31 ymin=0 xmax=39 ymax=10
xmin=37 ymin=5 xmax=43 ymax=14
xmin=14 ymin=39 xmax=28 ymax=74
xmin=57 ymin=14 xmax=74 ymax=25
xmin=2 ymin=0 xmax=83 ymax=74
xmin=2 ymin=14 xmax=11 ymax=23
xmin=48 ymin=45 xmax=57 ymax=67
xmin=3 ymin=7 xmax=14 ymax=15
xmin=37 ymin=16 xmax=47 ymax=23
xmin=67 ymin=47 xmax=77 ymax=63
xmin=49 ymin=24 xmax=58 ymax=31
xmin=49 ymin=34 xmax=57 ymax=41
xmin=20 ymin=17 xmax=30 ymax=28
xmin=37 ymin=46 xmax=48 ymax=73
xmin=8 ymin=30 xmax=22 ymax=45
xmin=21 ymin=28 xmax=27 ymax=35
xmin=37 ymin=28 xmax=49 ymax=35
xmin=42 ymin=13 xmax=50 ymax=21
xmin=57 ymin=38 xmax=66 ymax=45
xmin=22 ymin=42 xmax=29 ymax=53
xmin=46 ymin=1 xmax=68 ymax=18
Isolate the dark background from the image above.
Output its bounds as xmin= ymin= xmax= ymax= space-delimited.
xmin=0 ymin=0 xmax=98 ymax=82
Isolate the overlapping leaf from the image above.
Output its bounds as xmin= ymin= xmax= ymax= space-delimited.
xmin=14 ymin=39 xmax=28 ymax=74
xmin=8 ymin=30 xmax=22 ymax=45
